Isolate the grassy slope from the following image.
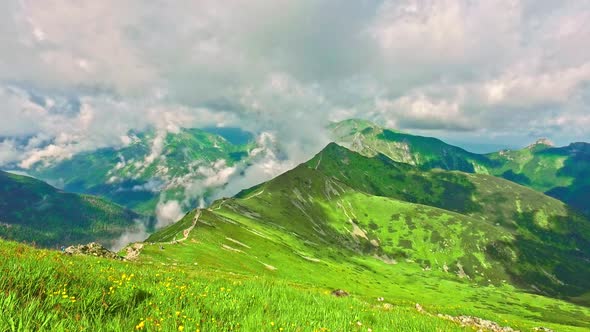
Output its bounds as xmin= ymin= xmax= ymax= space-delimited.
xmin=331 ymin=119 xmax=590 ymax=216
xmin=306 ymin=144 xmax=590 ymax=296
xmin=487 ymin=143 xmax=590 ymax=216
xmin=0 ymin=240 xmax=470 ymax=331
xmin=0 ymin=170 xmax=139 ymax=248
xmin=139 ymin=144 xmax=590 ymax=330
xmin=27 ymin=128 xmax=256 ymax=214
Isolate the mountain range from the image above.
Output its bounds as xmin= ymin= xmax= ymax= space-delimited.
xmin=2 ymin=119 xmax=589 ymax=249
xmin=1 ymin=119 xmax=589 ymax=330
xmin=12 ymin=119 xmax=587 ymax=221
xmin=145 ymin=143 xmax=590 ymax=299
xmin=127 ymin=141 xmax=589 ymax=330
xmin=25 ymin=127 xmax=257 ymax=214
xmin=331 ymin=119 xmax=590 ymax=216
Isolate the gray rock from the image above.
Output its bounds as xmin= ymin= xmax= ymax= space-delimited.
xmin=331 ymin=289 xmax=349 ymax=297
xmin=439 ymin=314 xmax=518 ymax=332
xmin=63 ymin=242 xmax=122 ymax=260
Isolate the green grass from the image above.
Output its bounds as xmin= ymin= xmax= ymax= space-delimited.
xmin=0 ymin=240 xmax=471 ymax=332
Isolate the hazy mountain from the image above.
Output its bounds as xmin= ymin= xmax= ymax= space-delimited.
xmin=25 ymin=127 xmax=257 ymax=214
xmin=0 ymin=170 xmax=140 ymax=248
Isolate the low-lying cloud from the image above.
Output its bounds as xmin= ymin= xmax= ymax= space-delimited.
xmin=150 ymin=129 xmax=328 ymax=229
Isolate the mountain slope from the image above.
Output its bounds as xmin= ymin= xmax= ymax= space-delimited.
xmin=136 ymin=144 xmax=590 ymax=330
xmin=305 ymin=143 xmax=590 ymax=295
xmin=0 ymin=170 xmax=140 ymax=248
xmin=329 ymin=119 xmax=492 ymax=173
xmin=331 ymin=119 xmax=590 ymax=216
xmin=25 ymin=127 xmax=257 ymax=214
xmin=488 ymin=142 xmax=590 ymax=216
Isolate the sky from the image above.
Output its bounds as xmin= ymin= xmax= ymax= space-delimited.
xmin=1 ymin=0 xmax=590 ymax=167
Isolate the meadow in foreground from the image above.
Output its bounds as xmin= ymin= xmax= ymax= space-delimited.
xmin=0 ymin=240 xmax=470 ymax=332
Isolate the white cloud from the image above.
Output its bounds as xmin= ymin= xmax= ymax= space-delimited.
xmin=0 ymin=140 xmax=20 ymax=165
xmin=481 ymin=63 xmax=590 ymax=107
xmin=367 ymin=0 xmax=522 ymax=86
xmin=0 ymin=87 xmax=44 ymax=137
xmin=0 ymin=86 xmax=239 ymax=168
xmin=155 ymin=200 xmax=184 ymax=228
xmin=20 ymin=144 xmax=74 ymax=169
xmin=109 ymin=220 xmax=150 ymax=251
xmin=0 ymin=0 xmax=589 ymax=168
xmin=180 ymin=159 xmax=238 ymax=206
xmin=375 ymin=93 xmax=475 ymax=131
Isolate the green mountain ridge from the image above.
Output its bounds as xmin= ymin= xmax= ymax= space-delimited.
xmin=330 ymin=119 xmax=590 ymax=216
xmin=134 ymin=143 xmax=590 ymax=330
xmin=0 ymin=170 xmax=140 ymax=248
xmin=1 ymin=143 xmax=589 ymax=331
xmin=18 ymin=118 xmax=589 ymax=221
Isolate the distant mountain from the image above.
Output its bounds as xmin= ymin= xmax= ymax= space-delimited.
xmin=330 ymin=119 xmax=590 ymax=216
xmin=329 ymin=119 xmax=492 ymax=173
xmin=488 ymin=142 xmax=590 ymax=216
xmin=0 ymin=170 xmax=140 ymax=248
xmin=16 ymin=119 xmax=590 ymax=219
xmin=144 ymin=143 xmax=590 ymax=303
xmin=25 ymin=127 xmax=257 ymax=214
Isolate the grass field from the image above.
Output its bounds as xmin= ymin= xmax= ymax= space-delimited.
xmin=1 ymin=240 xmax=475 ymax=332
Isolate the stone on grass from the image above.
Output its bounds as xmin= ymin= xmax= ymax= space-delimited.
xmin=63 ymin=242 xmax=122 ymax=260
xmin=331 ymin=289 xmax=349 ymax=297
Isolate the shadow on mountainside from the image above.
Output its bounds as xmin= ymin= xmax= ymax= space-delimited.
xmin=486 ymin=210 xmax=590 ymax=306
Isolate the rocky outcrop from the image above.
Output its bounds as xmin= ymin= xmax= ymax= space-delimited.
xmin=124 ymin=243 xmax=144 ymax=260
xmin=63 ymin=242 xmax=123 ymax=260
xmin=331 ymin=289 xmax=349 ymax=297
xmin=437 ymin=314 xmax=517 ymax=332
xmin=414 ymin=302 xmax=523 ymax=332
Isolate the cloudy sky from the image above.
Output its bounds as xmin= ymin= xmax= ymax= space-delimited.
xmin=1 ymin=0 xmax=590 ymax=167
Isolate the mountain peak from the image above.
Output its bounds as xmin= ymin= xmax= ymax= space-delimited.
xmin=527 ymin=138 xmax=554 ymax=149
xmin=314 ymin=142 xmax=351 ymax=159
xmin=332 ymin=118 xmax=379 ymax=127
xmin=328 ymin=118 xmax=381 ymax=134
